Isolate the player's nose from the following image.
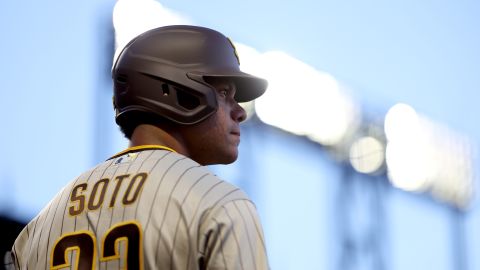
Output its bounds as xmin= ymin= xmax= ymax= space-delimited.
xmin=232 ymin=102 xmax=247 ymax=123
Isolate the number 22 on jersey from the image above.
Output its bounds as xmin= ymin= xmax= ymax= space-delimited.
xmin=50 ymin=221 xmax=143 ymax=270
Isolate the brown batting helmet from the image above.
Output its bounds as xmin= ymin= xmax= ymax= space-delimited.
xmin=112 ymin=25 xmax=268 ymax=125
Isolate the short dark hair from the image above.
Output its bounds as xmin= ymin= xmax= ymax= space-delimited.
xmin=118 ymin=111 xmax=168 ymax=139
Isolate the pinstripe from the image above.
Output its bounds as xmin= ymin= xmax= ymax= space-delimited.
xmin=103 ymin=163 xmax=132 ymax=270
xmin=85 ymin=162 xmax=112 ymax=232
xmin=166 ymin=171 xmax=208 ymax=270
xmin=60 ymin=170 xmax=95 ymax=234
xmin=120 ymin=149 xmax=158 ymax=222
xmin=187 ymin=180 xmax=223 ymax=229
xmin=107 ymin=153 xmax=139 ymax=230
xmin=36 ymin=204 xmax=53 ymax=265
xmin=212 ymin=218 xmax=229 ymax=269
xmin=77 ymin=163 xmax=109 ymax=231
xmin=154 ymin=164 xmax=199 ymax=267
xmin=73 ymin=204 xmax=78 ymax=231
xmin=133 ymin=151 xmax=169 ymax=218
xmin=244 ymin=201 xmax=267 ymax=253
xmin=86 ymin=163 xmax=112 ymax=270
xmin=60 ymin=172 xmax=92 ymax=270
xmin=18 ymin=226 xmax=27 ymax=269
xmin=195 ymin=186 xmax=240 ymax=231
xmin=43 ymin=189 xmax=67 ymax=269
xmin=60 ymin=173 xmax=86 ymax=235
xmin=213 ymin=208 xmax=246 ymax=270
xmin=204 ymin=187 xmax=241 ymax=214
xmin=222 ymin=205 xmax=246 ymax=270
xmin=171 ymin=172 xmax=209 ymax=270
xmin=144 ymin=155 xmax=185 ymax=233
xmin=113 ymin=150 xmax=158 ymax=270
xmin=233 ymin=201 xmax=256 ymax=266
xmin=70 ymin=165 xmax=107 ymax=270
xmin=184 ymin=179 xmax=227 ymax=269
xmin=25 ymin=215 xmax=39 ymax=269
xmin=70 ymin=165 xmax=109 ymax=270
xmin=86 ymin=212 xmax=96 ymax=236
xmin=72 ymin=190 xmax=84 ymax=266
xmin=102 ymin=151 xmax=152 ymax=270
xmin=93 ymin=162 xmax=125 ymax=268
xmin=193 ymin=185 xmax=243 ymax=268
xmin=93 ymin=158 xmax=124 ymax=233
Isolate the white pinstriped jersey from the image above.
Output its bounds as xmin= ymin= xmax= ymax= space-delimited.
xmin=10 ymin=145 xmax=269 ymax=270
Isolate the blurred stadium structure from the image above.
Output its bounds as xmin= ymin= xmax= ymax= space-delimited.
xmin=0 ymin=0 xmax=478 ymax=269
xmin=237 ymin=48 xmax=475 ymax=210
xmin=113 ymin=0 xmax=476 ymax=210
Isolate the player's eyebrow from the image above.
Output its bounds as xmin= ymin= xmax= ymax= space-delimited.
xmin=213 ymin=81 xmax=236 ymax=96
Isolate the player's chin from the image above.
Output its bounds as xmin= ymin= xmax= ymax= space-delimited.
xmin=216 ymin=147 xmax=239 ymax=165
xmin=219 ymin=148 xmax=239 ymax=164
xmin=201 ymin=147 xmax=238 ymax=165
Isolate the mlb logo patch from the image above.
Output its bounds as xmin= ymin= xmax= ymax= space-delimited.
xmin=114 ymin=153 xmax=138 ymax=165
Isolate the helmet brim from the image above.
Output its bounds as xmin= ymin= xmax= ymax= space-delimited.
xmin=188 ymin=71 xmax=268 ymax=103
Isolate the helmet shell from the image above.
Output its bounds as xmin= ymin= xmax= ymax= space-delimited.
xmin=113 ymin=25 xmax=268 ymax=125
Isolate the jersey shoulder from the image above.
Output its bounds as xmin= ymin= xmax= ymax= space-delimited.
xmin=138 ymin=150 xmax=254 ymax=216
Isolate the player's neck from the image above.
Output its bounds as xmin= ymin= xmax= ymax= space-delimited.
xmin=129 ymin=124 xmax=190 ymax=156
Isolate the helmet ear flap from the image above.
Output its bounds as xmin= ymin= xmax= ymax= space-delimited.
xmin=142 ymin=73 xmax=208 ymax=113
xmin=175 ymin=86 xmax=201 ymax=110
xmin=114 ymin=70 xmax=218 ymax=125
xmin=159 ymin=82 xmax=202 ymax=111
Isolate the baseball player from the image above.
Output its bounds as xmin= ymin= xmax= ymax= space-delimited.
xmin=7 ymin=25 xmax=269 ymax=269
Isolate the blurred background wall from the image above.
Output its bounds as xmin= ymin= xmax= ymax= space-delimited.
xmin=1 ymin=1 xmax=479 ymax=269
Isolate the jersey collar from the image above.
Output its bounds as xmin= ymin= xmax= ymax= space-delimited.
xmin=108 ymin=145 xmax=177 ymax=160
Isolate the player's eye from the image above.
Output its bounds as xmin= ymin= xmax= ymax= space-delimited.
xmin=219 ymin=89 xmax=228 ymax=98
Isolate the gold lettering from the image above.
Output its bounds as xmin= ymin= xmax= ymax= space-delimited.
xmin=88 ymin=178 xmax=109 ymax=211
xmin=109 ymin=174 xmax=129 ymax=208
xmin=123 ymin=173 xmax=148 ymax=205
xmin=69 ymin=183 xmax=88 ymax=216
xmin=68 ymin=173 xmax=148 ymax=216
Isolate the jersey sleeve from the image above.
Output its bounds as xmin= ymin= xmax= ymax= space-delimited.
xmin=199 ymin=199 xmax=269 ymax=270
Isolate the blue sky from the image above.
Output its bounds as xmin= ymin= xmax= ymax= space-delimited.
xmin=158 ymin=0 xmax=480 ymax=140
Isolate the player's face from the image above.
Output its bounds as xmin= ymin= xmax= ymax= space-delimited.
xmin=180 ymin=78 xmax=247 ymax=165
